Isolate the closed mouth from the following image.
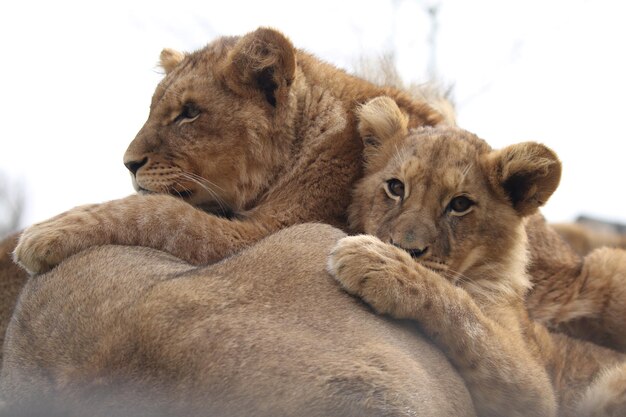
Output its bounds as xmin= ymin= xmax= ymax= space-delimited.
xmin=137 ymin=187 xmax=155 ymax=195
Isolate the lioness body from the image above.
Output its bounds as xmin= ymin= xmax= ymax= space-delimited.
xmin=327 ymin=97 xmax=626 ymax=417
xmin=1 ymin=224 xmax=474 ymax=417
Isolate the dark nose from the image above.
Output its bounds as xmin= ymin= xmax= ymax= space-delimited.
xmin=124 ymin=157 xmax=148 ymax=175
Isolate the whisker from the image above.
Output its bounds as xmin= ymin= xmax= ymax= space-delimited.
xmin=441 ymin=266 xmax=474 ymax=286
xmin=393 ymin=143 xmax=404 ymax=167
xmin=418 ymin=259 xmax=473 ymax=285
xmin=177 ymin=175 xmax=220 ymax=202
xmin=460 ymin=163 xmax=473 ymax=184
xmin=177 ymin=172 xmax=230 ymax=214
xmin=180 ymin=171 xmax=226 ymax=192
xmin=170 ymin=181 xmax=192 ymax=200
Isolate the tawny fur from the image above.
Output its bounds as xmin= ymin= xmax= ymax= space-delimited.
xmin=0 ymin=25 xmax=624 ymax=374
xmin=327 ymin=96 xmax=626 ymax=417
xmin=0 ymin=224 xmax=474 ymax=416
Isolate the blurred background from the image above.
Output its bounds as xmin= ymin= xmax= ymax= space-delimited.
xmin=1 ymin=0 xmax=625 ymax=238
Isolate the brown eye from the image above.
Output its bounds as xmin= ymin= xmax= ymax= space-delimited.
xmin=448 ymin=195 xmax=474 ymax=215
xmin=386 ymin=178 xmax=405 ymax=199
xmin=175 ymin=102 xmax=201 ymax=124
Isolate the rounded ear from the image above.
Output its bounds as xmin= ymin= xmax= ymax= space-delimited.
xmin=159 ymin=48 xmax=185 ymax=74
xmin=484 ymin=142 xmax=562 ymax=217
xmin=220 ymin=27 xmax=296 ymax=107
xmin=356 ymin=96 xmax=409 ymax=165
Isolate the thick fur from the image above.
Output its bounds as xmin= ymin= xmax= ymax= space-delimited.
xmin=327 ymin=96 xmax=626 ymax=417
xmin=0 ymin=224 xmax=474 ymax=417
xmin=9 ymin=28 xmax=626 ymax=353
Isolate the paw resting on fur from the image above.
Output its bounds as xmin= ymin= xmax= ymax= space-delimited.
xmin=14 ymin=224 xmax=69 ymax=276
xmin=13 ymin=206 xmax=100 ymax=275
xmin=327 ymin=235 xmax=423 ymax=317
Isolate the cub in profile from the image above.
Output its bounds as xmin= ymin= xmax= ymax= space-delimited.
xmin=328 ymin=96 xmax=626 ymax=417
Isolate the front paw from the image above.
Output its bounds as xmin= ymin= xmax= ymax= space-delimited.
xmin=14 ymin=224 xmax=68 ymax=276
xmin=13 ymin=206 xmax=99 ymax=275
xmin=327 ymin=235 xmax=418 ymax=317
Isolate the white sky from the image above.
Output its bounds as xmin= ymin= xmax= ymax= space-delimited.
xmin=1 ymin=0 xmax=625 ymax=231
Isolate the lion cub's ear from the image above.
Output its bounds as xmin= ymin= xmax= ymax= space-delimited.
xmin=356 ymin=96 xmax=409 ymax=169
xmin=221 ymin=27 xmax=296 ymax=108
xmin=484 ymin=142 xmax=562 ymax=217
xmin=159 ymin=48 xmax=185 ymax=74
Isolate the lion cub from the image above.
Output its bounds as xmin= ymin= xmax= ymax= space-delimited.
xmin=327 ymin=96 xmax=626 ymax=417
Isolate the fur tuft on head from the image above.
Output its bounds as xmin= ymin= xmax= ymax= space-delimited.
xmin=354 ymin=56 xmax=457 ymax=126
xmin=159 ymin=48 xmax=185 ymax=74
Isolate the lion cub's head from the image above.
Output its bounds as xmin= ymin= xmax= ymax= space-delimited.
xmin=124 ymin=28 xmax=298 ymax=217
xmin=351 ymin=97 xmax=561 ymax=296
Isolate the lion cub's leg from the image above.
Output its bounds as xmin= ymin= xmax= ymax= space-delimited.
xmin=540 ymin=331 xmax=626 ymax=417
xmin=575 ymin=361 xmax=626 ymax=417
xmin=327 ymin=235 xmax=557 ymax=417
xmin=12 ymin=195 xmax=279 ymax=275
xmin=529 ymin=246 xmax=626 ymax=351
xmin=571 ymin=247 xmax=626 ymax=351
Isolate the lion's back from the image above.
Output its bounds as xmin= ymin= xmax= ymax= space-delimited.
xmin=1 ymin=224 xmax=473 ymax=417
